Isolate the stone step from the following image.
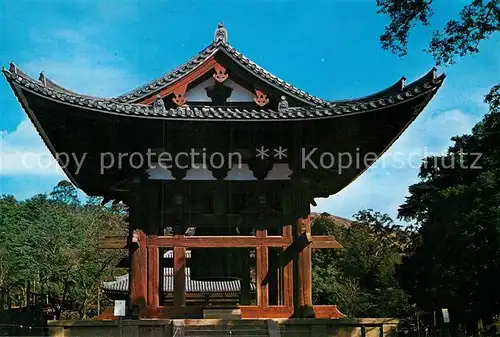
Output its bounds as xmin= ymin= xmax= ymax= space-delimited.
xmin=184 ymin=324 xmax=269 ymax=337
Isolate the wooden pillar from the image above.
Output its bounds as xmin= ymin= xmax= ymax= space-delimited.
xmin=129 ymin=229 xmax=147 ymax=317
xmin=173 ymin=243 xmax=186 ymax=307
xmin=256 ymin=229 xmax=269 ymax=307
xmin=282 ymin=224 xmax=294 ymax=308
xmin=294 ymin=216 xmax=313 ymax=314
xmin=145 ymin=184 xmax=161 ymax=308
xmin=147 ymin=246 xmax=160 ymax=308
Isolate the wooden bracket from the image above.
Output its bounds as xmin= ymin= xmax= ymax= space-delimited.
xmin=254 ymin=89 xmax=270 ymax=107
xmin=172 ymin=84 xmax=188 ymax=106
xmin=213 ymin=63 xmax=228 ymax=82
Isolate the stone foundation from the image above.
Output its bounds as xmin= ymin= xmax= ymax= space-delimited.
xmin=48 ymin=318 xmax=399 ymax=337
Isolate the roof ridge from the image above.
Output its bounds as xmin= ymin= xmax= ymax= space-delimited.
xmin=5 ymin=63 xmax=118 ymax=102
xmin=218 ymin=43 xmax=328 ymax=107
xmin=114 ymin=41 xmax=221 ymax=102
xmin=4 ymin=65 xmax=445 ymax=121
xmin=39 ymin=71 xmax=104 ymax=99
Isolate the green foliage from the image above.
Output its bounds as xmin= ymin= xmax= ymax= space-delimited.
xmin=398 ymin=86 xmax=500 ymax=323
xmin=0 ymin=180 xmax=127 ymax=319
xmin=377 ymin=0 xmax=434 ymax=56
xmin=312 ymin=210 xmax=415 ymax=317
xmin=378 ymin=0 xmax=499 ymax=325
xmin=427 ymin=0 xmax=500 ymax=65
xmin=377 ymin=0 xmax=499 ymax=65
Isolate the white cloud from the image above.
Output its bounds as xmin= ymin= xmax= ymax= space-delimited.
xmin=0 ymin=119 xmax=65 ymax=176
xmin=313 ymin=108 xmax=483 ymax=223
xmin=2 ymin=27 xmax=139 ymax=178
xmin=23 ymin=28 xmax=138 ymax=97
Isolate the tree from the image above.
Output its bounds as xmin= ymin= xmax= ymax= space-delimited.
xmin=0 ymin=181 xmax=127 ymax=319
xmin=377 ymin=0 xmax=500 ymax=327
xmin=49 ymin=180 xmax=80 ymax=206
xmin=377 ymin=0 xmax=499 ymax=65
xmin=312 ymin=210 xmax=415 ymax=317
xmin=397 ymin=88 xmax=500 ymax=325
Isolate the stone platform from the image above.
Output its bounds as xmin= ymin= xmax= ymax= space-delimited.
xmin=48 ymin=318 xmax=399 ymax=337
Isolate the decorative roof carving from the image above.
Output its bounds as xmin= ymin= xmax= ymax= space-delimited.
xmin=172 ymin=92 xmax=187 ymax=106
xmin=39 ymin=72 xmax=47 ymax=87
xmin=152 ymin=95 xmax=166 ymax=114
xmin=214 ymin=22 xmax=228 ymax=43
xmin=3 ymin=66 xmax=445 ymax=121
xmin=278 ymin=96 xmax=289 ymax=112
xmin=213 ymin=63 xmax=228 ymax=82
xmin=9 ymin=62 xmax=16 ymax=74
xmin=172 ymin=84 xmax=188 ymax=106
xmin=431 ymin=67 xmax=438 ymax=80
xmin=254 ymin=89 xmax=269 ymax=107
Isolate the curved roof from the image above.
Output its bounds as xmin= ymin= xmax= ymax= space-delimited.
xmin=3 ymin=64 xmax=444 ymax=121
xmin=3 ymin=23 xmax=445 ymax=121
xmin=2 ymin=24 xmax=446 ymax=198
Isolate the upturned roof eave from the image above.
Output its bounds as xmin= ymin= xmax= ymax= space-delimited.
xmin=3 ymin=66 xmax=446 ymax=122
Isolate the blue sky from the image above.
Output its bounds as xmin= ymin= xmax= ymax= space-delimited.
xmin=0 ymin=1 xmax=498 ymax=223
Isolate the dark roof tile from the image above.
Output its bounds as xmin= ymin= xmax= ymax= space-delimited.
xmin=3 ymin=66 xmax=445 ymax=122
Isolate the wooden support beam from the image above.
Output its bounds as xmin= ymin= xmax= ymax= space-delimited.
xmin=295 ymin=216 xmax=313 ymax=312
xmin=140 ymin=57 xmax=218 ymax=104
xmin=156 ymin=213 xmax=292 ymax=226
xmin=147 ymin=247 xmax=159 ymax=308
xmin=279 ymin=232 xmax=312 ymax=268
xmin=256 ymin=230 xmax=269 ymax=307
xmin=137 ymin=305 xmax=343 ymax=319
xmin=104 ymin=234 xmax=341 ymax=250
xmin=240 ymin=306 xmax=293 ymax=319
xmin=312 ymin=305 xmax=345 ymax=319
xmin=129 ymin=230 xmax=147 ymax=317
xmin=173 ymin=244 xmax=186 ymax=307
xmin=282 ymin=225 xmax=293 ymax=308
xmin=148 ymin=235 xmax=291 ymax=248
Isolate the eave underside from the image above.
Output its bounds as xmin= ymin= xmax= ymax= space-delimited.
xmin=3 ymin=58 xmax=444 ymax=199
xmin=6 ymin=80 xmax=442 ymax=198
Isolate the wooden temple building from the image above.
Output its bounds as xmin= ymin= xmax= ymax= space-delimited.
xmin=4 ymin=23 xmax=444 ymax=323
